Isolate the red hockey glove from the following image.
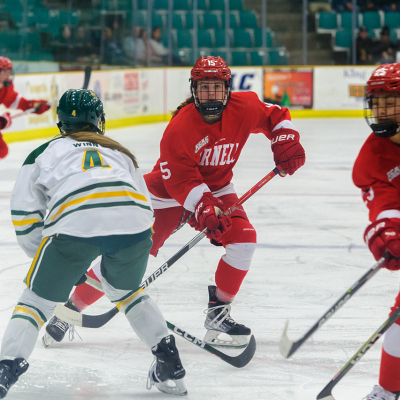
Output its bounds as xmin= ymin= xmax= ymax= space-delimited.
xmin=271 ymin=130 xmax=305 ymax=176
xmin=0 ymin=133 xmax=9 ymax=159
xmin=195 ymin=192 xmax=232 ymax=240
xmin=364 ymin=218 xmax=400 ymax=270
xmin=0 ymin=112 xmax=12 ymax=130
xmin=27 ymin=100 xmax=50 ymax=115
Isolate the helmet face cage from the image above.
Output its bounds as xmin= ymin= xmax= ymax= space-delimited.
xmin=57 ymin=89 xmax=106 ymax=135
xmin=364 ymin=63 xmax=400 ymax=137
xmin=190 ymin=56 xmax=232 ymax=117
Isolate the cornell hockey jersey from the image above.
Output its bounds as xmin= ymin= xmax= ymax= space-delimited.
xmin=0 ymin=82 xmax=34 ymax=110
xmin=145 ymin=91 xmax=299 ymax=211
xmin=353 ymin=133 xmax=400 ymax=222
xmin=11 ymin=137 xmax=154 ymax=258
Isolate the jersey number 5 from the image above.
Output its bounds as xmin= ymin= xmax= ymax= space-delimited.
xmin=82 ymin=150 xmax=112 ymax=171
xmin=160 ymin=161 xmax=171 ymax=179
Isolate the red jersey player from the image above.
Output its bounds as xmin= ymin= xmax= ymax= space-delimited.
xmin=42 ymin=56 xmax=305 ymax=349
xmin=0 ymin=56 xmax=50 ymax=159
xmin=353 ymin=63 xmax=400 ymax=400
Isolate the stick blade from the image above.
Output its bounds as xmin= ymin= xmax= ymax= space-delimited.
xmin=317 ymin=385 xmax=336 ymax=400
xmin=279 ymin=320 xmax=295 ymax=358
xmin=224 ymin=334 xmax=256 ymax=368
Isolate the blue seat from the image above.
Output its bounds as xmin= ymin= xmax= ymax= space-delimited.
xmin=174 ymin=0 xmax=190 ymax=10
xmin=316 ymin=12 xmax=338 ymax=31
xmin=59 ymin=11 xmax=79 ymax=25
xmin=384 ymin=12 xmax=400 ymax=30
xmin=185 ymin=12 xmax=203 ymax=29
xmin=233 ymin=29 xmax=252 ymax=47
xmin=177 ymin=29 xmax=192 ymax=47
xmin=0 ymin=31 xmax=20 ymax=51
xmin=250 ymin=50 xmax=267 ymax=65
xmin=197 ymin=29 xmax=213 ymax=47
xmin=214 ymin=29 xmax=231 ymax=47
xmin=154 ymin=0 xmax=169 ymax=10
xmin=334 ymin=29 xmax=353 ymax=49
xmin=209 ymin=0 xmax=224 ymax=11
xmin=220 ymin=12 xmax=240 ymax=29
xmin=210 ymin=50 xmax=227 ymax=59
xmin=203 ymin=12 xmax=221 ymax=29
xmin=152 ymin=12 xmax=166 ymax=28
xmin=172 ymin=12 xmax=184 ymax=29
xmin=239 ymin=10 xmax=258 ymax=28
xmin=196 ymin=0 xmax=208 ymax=11
xmin=231 ymin=50 xmax=248 ymax=66
xmin=230 ymin=0 xmax=243 ymax=11
xmin=362 ymin=11 xmax=382 ymax=31
xmin=254 ymin=28 xmax=274 ymax=47
xmin=268 ymin=48 xmax=288 ymax=65
xmin=340 ymin=11 xmax=359 ymax=29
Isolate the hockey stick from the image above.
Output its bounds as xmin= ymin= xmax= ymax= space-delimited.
xmin=280 ymin=257 xmax=385 ymax=359
xmin=316 ymin=304 xmax=400 ymax=400
xmin=11 ymin=68 xmax=92 ymax=120
xmin=56 ymin=275 xmax=256 ymax=368
xmin=54 ymin=165 xmax=283 ymax=328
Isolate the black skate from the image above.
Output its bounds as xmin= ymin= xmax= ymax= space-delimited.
xmin=147 ymin=335 xmax=187 ymax=396
xmin=204 ymin=285 xmax=251 ymax=348
xmin=0 ymin=358 xmax=29 ymax=399
xmin=42 ymin=299 xmax=79 ymax=348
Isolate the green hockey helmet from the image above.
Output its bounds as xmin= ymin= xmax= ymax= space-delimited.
xmin=57 ymin=89 xmax=105 ymax=135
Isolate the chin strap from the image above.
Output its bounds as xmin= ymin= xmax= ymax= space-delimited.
xmin=371 ymin=122 xmax=400 ymax=138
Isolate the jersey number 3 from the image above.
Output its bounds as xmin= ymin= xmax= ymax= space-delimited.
xmin=82 ymin=150 xmax=112 ymax=171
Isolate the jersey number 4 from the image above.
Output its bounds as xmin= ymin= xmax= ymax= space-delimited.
xmin=82 ymin=150 xmax=112 ymax=171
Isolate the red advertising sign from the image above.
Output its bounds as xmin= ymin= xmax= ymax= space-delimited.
xmin=264 ymin=69 xmax=313 ymax=109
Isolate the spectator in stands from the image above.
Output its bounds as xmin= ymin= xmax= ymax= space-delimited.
xmin=355 ymin=26 xmax=374 ymax=65
xmin=74 ymin=25 xmax=92 ymax=62
xmin=123 ymin=25 xmax=141 ymax=65
xmin=52 ymin=24 xmax=75 ymax=62
xmin=135 ymin=28 xmax=148 ymax=66
xmin=371 ymin=26 xmax=398 ymax=64
xmin=100 ymin=26 xmax=128 ymax=66
xmin=331 ymin=0 xmax=354 ymax=12
xmin=149 ymin=27 xmax=186 ymax=66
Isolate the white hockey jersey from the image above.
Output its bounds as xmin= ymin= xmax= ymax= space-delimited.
xmin=11 ymin=137 xmax=154 ymax=258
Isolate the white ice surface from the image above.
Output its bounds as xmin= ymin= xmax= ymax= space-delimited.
xmin=0 ymin=119 xmax=397 ymax=400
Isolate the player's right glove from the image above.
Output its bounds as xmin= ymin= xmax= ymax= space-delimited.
xmin=0 ymin=112 xmax=12 ymax=130
xmin=195 ymin=192 xmax=232 ymax=241
xmin=364 ymin=218 xmax=400 ymax=270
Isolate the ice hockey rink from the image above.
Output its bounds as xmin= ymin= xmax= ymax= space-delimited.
xmin=0 ymin=118 xmax=397 ymax=400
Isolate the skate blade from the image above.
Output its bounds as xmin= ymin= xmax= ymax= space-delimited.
xmin=204 ymin=330 xmax=249 ymax=348
xmin=155 ymin=378 xmax=188 ymax=396
xmin=42 ymin=332 xmax=55 ymax=348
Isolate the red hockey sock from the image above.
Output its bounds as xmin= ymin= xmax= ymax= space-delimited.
xmin=0 ymin=133 xmax=9 ymax=159
xmin=215 ymin=258 xmax=248 ymax=301
xmin=379 ymin=347 xmax=400 ymax=392
xmin=70 ymin=268 xmax=104 ymax=311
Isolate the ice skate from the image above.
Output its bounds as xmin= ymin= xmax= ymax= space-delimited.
xmin=204 ymin=285 xmax=251 ymax=348
xmin=147 ymin=335 xmax=187 ymax=396
xmin=363 ymin=385 xmax=400 ymax=400
xmin=0 ymin=358 xmax=28 ymax=399
xmin=42 ymin=299 xmax=79 ymax=347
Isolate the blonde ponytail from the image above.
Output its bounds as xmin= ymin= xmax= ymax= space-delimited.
xmin=171 ymin=96 xmax=194 ymax=118
xmin=65 ymin=132 xmax=138 ymax=168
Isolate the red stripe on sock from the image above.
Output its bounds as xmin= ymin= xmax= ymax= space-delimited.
xmin=379 ymin=347 xmax=400 ymax=392
xmin=71 ymin=268 xmax=104 ymax=311
xmin=215 ymin=258 xmax=247 ymax=298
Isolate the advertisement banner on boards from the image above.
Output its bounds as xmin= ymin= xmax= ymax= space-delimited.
xmin=313 ymin=66 xmax=376 ymax=110
xmin=263 ymin=68 xmax=313 ymax=109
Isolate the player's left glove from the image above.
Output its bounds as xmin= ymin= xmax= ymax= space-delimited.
xmin=27 ymin=100 xmax=51 ymax=115
xmin=0 ymin=112 xmax=12 ymax=130
xmin=364 ymin=218 xmax=400 ymax=270
xmin=195 ymin=192 xmax=232 ymax=241
xmin=271 ymin=129 xmax=305 ymax=176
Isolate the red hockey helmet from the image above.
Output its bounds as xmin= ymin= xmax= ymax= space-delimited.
xmin=364 ymin=63 xmax=400 ymax=137
xmin=190 ymin=56 xmax=232 ymax=117
xmin=0 ymin=57 xmax=13 ymax=71
xmin=190 ymin=56 xmax=231 ymax=82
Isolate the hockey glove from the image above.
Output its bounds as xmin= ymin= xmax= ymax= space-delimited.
xmin=27 ymin=100 xmax=50 ymax=115
xmin=271 ymin=129 xmax=305 ymax=176
xmin=195 ymin=192 xmax=232 ymax=241
xmin=364 ymin=218 xmax=400 ymax=270
xmin=0 ymin=112 xmax=12 ymax=130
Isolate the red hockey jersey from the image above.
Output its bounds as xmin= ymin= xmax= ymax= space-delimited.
xmin=353 ymin=133 xmax=400 ymax=222
xmin=145 ymin=91 xmax=299 ymax=211
xmin=0 ymin=82 xmax=31 ymax=110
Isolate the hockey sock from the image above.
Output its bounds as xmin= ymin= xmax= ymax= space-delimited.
xmin=379 ymin=347 xmax=400 ymax=392
xmin=70 ymin=268 xmax=104 ymax=311
xmin=215 ymin=258 xmax=247 ymax=301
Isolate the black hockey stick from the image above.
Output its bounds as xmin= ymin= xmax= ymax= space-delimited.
xmin=54 ymin=165 xmax=283 ymax=328
xmin=55 ymin=276 xmax=256 ymax=368
xmin=82 ymin=66 xmax=92 ymax=89
xmin=167 ymin=321 xmax=256 ymax=368
xmin=279 ymin=257 xmax=385 ymax=359
xmin=316 ymin=304 xmax=400 ymax=400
